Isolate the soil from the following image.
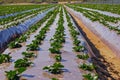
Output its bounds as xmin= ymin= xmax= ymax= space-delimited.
xmin=66 ymin=7 xmax=120 ymax=80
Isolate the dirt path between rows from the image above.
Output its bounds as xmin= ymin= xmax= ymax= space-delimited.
xmin=66 ymin=7 xmax=120 ymax=80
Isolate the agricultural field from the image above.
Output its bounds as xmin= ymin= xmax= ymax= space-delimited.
xmin=0 ymin=3 xmax=120 ymax=80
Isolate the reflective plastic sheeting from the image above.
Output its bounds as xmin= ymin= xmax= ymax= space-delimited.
xmin=0 ymin=8 xmax=54 ymax=51
xmin=0 ymin=8 xmax=40 ymax=19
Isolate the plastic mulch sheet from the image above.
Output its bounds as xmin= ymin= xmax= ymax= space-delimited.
xmin=0 ymin=8 xmax=54 ymax=51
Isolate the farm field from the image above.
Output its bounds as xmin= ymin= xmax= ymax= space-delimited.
xmin=0 ymin=3 xmax=120 ymax=80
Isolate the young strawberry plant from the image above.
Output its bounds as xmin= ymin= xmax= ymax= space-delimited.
xmin=73 ymin=46 xmax=85 ymax=52
xmin=5 ymin=67 xmax=26 ymax=80
xmin=50 ymin=42 xmax=62 ymax=49
xmin=73 ymin=39 xmax=81 ymax=46
xmin=22 ymin=52 xmax=36 ymax=58
xmin=51 ymin=78 xmax=59 ymax=80
xmin=0 ymin=54 xmax=12 ymax=64
xmin=76 ymin=54 xmax=89 ymax=60
xmin=54 ymin=55 xmax=62 ymax=62
xmin=35 ymin=33 xmax=45 ymax=41
xmin=49 ymin=47 xmax=61 ymax=54
xmin=8 ymin=41 xmax=22 ymax=49
xmin=27 ymin=43 xmax=39 ymax=51
xmin=83 ymin=73 xmax=98 ymax=80
xmin=18 ymin=35 xmax=27 ymax=43
xmin=32 ymin=39 xmax=41 ymax=45
xmin=14 ymin=58 xmax=33 ymax=68
xmin=43 ymin=62 xmax=64 ymax=74
xmin=68 ymin=22 xmax=73 ymax=27
xmin=79 ymin=63 xmax=95 ymax=71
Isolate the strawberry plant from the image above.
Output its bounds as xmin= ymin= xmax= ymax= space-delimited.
xmin=14 ymin=58 xmax=33 ymax=68
xmin=83 ymin=73 xmax=98 ymax=80
xmin=35 ymin=32 xmax=45 ymax=41
xmin=71 ymin=31 xmax=79 ymax=38
xmin=27 ymin=43 xmax=39 ymax=51
xmin=8 ymin=41 xmax=22 ymax=49
xmin=73 ymin=39 xmax=81 ymax=46
xmin=43 ymin=62 xmax=64 ymax=74
xmin=32 ymin=39 xmax=41 ymax=45
xmin=68 ymin=22 xmax=73 ymax=27
xmin=18 ymin=35 xmax=27 ymax=43
xmin=5 ymin=67 xmax=26 ymax=80
xmin=54 ymin=55 xmax=62 ymax=62
xmin=51 ymin=78 xmax=59 ymax=80
xmin=0 ymin=54 xmax=12 ymax=64
xmin=79 ymin=63 xmax=95 ymax=71
xmin=76 ymin=54 xmax=89 ymax=60
xmin=22 ymin=52 xmax=36 ymax=58
xmin=50 ymin=42 xmax=62 ymax=49
xmin=73 ymin=46 xmax=85 ymax=52
xmin=49 ymin=47 xmax=61 ymax=54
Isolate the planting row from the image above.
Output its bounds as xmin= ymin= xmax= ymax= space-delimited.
xmin=67 ymin=5 xmax=120 ymax=34
xmin=73 ymin=4 xmax=120 ymax=15
xmin=49 ymin=8 xmax=65 ymax=54
xmin=43 ymin=7 xmax=65 ymax=80
xmin=0 ymin=6 xmax=43 ymax=25
xmin=68 ymin=5 xmax=120 ymax=23
xmin=0 ymin=5 xmax=53 ymax=16
xmin=64 ymin=8 xmax=98 ymax=80
xmin=26 ymin=7 xmax=59 ymax=51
